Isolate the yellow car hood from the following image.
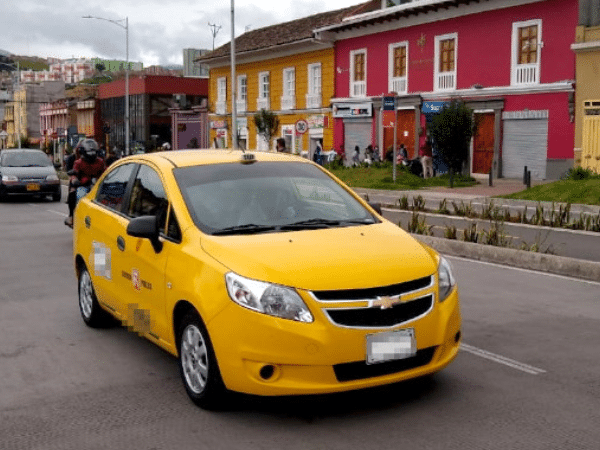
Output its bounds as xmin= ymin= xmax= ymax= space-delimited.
xmin=200 ymin=222 xmax=437 ymax=291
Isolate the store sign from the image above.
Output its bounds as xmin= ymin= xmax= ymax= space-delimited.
xmin=383 ymin=96 xmax=396 ymax=111
xmin=333 ymin=102 xmax=372 ymax=118
xmin=210 ymin=120 xmax=227 ymax=129
xmin=422 ymin=101 xmax=448 ymax=114
xmin=307 ymin=115 xmax=327 ymax=129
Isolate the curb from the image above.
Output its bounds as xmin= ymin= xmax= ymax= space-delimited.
xmin=414 ymin=234 xmax=600 ymax=283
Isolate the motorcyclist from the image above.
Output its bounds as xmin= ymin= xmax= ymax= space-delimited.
xmin=64 ymin=139 xmax=105 ymax=228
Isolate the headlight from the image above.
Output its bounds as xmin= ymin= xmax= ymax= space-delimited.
xmin=46 ymin=174 xmax=59 ymax=181
xmin=225 ymin=272 xmax=313 ymax=323
xmin=438 ymin=256 xmax=456 ymax=302
xmin=1 ymin=174 xmax=18 ymax=182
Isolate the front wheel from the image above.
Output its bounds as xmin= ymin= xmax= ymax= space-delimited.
xmin=78 ymin=265 xmax=111 ymax=327
xmin=178 ymin=312 xmax=227 ymax=409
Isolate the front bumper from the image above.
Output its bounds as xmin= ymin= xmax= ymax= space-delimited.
xmin=1 ymin=180 xmax=61 ymax=196
xmin=207 ymin=287 xmax=461 ymax=396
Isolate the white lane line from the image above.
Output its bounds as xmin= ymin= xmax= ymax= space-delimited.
xmin=447 ymin=255 xmax=600 ymax=286
xmin=460 ymin=343 xmax=546 ymax=375
xmin=46 ymin=209 xmax=66 ymax=217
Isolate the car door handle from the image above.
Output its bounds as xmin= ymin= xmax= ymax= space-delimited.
xmin=117 ymin=236 xmax=125 ymax=251
xmin=84 ymin=216 xmax=91 ymax=228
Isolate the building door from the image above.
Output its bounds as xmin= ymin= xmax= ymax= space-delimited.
xmin=383 ymin=110 xmax=415 ymax=159
xmin=472 ymin=113 xmax=495 ymax=174
xmin=502 ymin=117 xmax=548 ymax=179
xmin=344 ymin=119 xmax=372 ymax=164
xmin=582 ymin=101 xmax=600 ymax=174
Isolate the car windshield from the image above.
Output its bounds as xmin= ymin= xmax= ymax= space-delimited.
xmin=174 ymin=161 xmax=378 ymax=235
xmin=1 ymin=151 xmax=53 ymax=167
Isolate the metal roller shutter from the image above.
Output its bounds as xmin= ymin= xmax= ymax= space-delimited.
xmin=344 ymin=119 xmax=372 ymax=164
xmin=502 ymin=118 xmax=548 ymax=179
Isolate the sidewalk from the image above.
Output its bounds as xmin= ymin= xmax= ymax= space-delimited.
xmin=354 ymin=177 xmax=600 ymax=216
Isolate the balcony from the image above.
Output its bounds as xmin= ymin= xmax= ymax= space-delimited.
xmin=390 ymin=77 xmax=407 ymax=95
xmin=305 ymin=93 xmax=321 ymax=109
xmin=256 ymin=97 xmax=270 ymax=111
xmin=435 ymin=72 xmax=455 ymax=91
xmin=236 ymin=99 xmax=247 ymax=113
xmin=280 ymin=96 xmax=295 ymax=110
xmin=351 ymin=81 xmax=366 ymax=97
xmin=216 ymin=101 xmax=227 ymax=115
xmin=514 ymin=63 xmax=539 ymax=85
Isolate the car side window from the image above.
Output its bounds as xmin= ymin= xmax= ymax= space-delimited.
xmin=96 ymin=163 xmax=135 ymax=212
xmin=127 ymin=164 xmax=169 ymax=233
xmin=166 ymin=210 xmax=182 ymax=242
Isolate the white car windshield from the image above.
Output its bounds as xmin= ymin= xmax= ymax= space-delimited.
xmin=174 ymin=161 xmax=377 ymax=235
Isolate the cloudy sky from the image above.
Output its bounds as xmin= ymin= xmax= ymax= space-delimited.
xmin=2 ymin=0 xmax=365 ymax=66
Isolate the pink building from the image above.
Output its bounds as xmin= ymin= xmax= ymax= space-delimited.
xmin=317 ymin=0 xmax=577 ymax=179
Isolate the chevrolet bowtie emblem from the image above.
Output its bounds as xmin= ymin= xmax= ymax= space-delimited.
xmin=372 ymin=295 xmax=402 ymax=310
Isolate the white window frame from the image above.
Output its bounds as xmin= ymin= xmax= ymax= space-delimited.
xmin=511 ymin=19 xmax=542 ymax=86
xmin=350 ymin=48 xmax=367 ymax=98
xmin=434 ymin=33 xmax=457 ymax=92
xmin=236 ymin=75 xmax=247 ymax=113
xmin=257 ymin=71 xmax=270 ymax=110
xmin=306 ymin=63 xmax=322 ymax=108
xmin=281 ymin=124 xmax=296 ymax=153
xmin=216 ymin=77 xmax=227 ymax=115
xmin=281 ymin=68 xmax=296 ymax=110
xmin=388 ymin=41 xmax=409 ymax=94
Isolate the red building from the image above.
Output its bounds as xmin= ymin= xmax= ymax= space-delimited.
xmin=317 ymin=0 xmax=577 ymax=179
xmin=98 ymin=75 xmax=208 ymax=153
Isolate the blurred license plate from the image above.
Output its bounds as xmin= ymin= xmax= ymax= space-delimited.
xmin=366 ymin=329 xmax=416 ymax=365
xmin=26 ymin=183 xmax=40 ymax=191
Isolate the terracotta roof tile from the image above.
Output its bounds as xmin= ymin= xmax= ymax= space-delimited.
xmin=199 ymin=1 xmax=377 ymax=60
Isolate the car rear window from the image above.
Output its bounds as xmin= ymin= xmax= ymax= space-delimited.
xmin=1 ymin=151 xmax=52 ymax=167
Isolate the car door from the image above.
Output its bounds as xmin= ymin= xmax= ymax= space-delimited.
xmin=84 ymin=162 xmax=137 ymax=318
xmin=120 ymin=163 xmax=180 ymax=344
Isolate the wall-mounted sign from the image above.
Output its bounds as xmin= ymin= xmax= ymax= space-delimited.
xmin=422 ymin=101 xmax=448 ymax=114
xmin=308 ymin=114 xmax=328 ymax=129
xmin=210 ymin=120 xmax=227 ymax=129
xmin=383 ymin=96 xmax=396 ymax=111
xmin=333 ymin=102 xmax=372 ymax=118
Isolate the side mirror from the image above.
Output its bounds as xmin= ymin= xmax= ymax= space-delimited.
xmin=368 ymin=202 xmax=382 ymax=215
xmin=127 ymin=215 xmax=163 ymax=253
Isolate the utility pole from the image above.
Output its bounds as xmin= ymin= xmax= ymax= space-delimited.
xmin=230 ymin=1 xmax=237 ymax=150
xmin=208 ymin=23 xmax=222 ymax=51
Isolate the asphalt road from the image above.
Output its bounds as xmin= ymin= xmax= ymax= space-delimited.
xmin=1 ymin=196 xmax=599 ymax=450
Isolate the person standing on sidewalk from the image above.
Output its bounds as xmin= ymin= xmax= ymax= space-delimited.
xmin=420 ymin=140 xmax=434 ymax=179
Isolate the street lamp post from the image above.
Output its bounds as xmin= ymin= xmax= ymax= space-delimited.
xmin=83 ymin=15 xmax=129 ymax=156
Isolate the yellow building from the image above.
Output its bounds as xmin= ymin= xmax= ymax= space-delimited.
xmin=572 ymin=3 xmax=600 ymax=173
xmin=198 ymin=4 xmax=367 ymax=158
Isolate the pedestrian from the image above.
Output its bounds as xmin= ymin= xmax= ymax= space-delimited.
xmin=397 ymin=144 xmax=408 ymax=163
xmin=372 ymin=145 xmax=381 ymax=163
xmin=420 ymin=139 xmax=434 ymax=179
xmin=352 ymin=145 xmax=360 ymax=166
xmin=313 ymin=140 xmax=323 ymax=165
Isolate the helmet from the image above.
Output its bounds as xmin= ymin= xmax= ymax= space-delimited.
xmin=80 ymin=139 xmax=99 ymax=163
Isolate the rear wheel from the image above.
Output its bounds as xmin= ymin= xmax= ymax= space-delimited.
xmin=177 ymin=312 xmax=227 ymax=409
xmin=52 ymin=191 xmax=61 ymax=202
xmin=78 ymin=265 xmax=111 ymax=327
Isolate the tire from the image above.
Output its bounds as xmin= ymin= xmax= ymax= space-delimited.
xmin=52 ymin=191 xmax=61 ymax=202
xmin=78 ymin=265 xmax=111 ymax=328
xmin=177 ymin=312 xmax=227 ymax=409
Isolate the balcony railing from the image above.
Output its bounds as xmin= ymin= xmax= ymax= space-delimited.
xmin=305 ymin=93 xmax=321 ymax=109
xmin=390 ymin=77 xmax=407 ymax=94
xmin=256 ymin=97 xmax=270 ymax=111
xmin=436 ymin=72 xmax=456 ymax=91
xmin=351 ymin=81 xmax=366 ymax=97
xmin=514 ymin=63 xmax=539 ymax=85
xmin=216 ymin=101 xmax=227 ymax=115
xmin=236 ymin=99 xmax=247 ymax=113
xmin=281 ymin=96 xmax=295 ymax=110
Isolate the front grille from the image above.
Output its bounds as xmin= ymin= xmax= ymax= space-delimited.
xmin=333 ymin=346 xmax=437 ymax=382
xmin=312 ymin=276 xmax=432 ymax=302
xmin=324 ymin=294 xmax=433 ymax=328
xmin=19 ymin=177 xmax=45 ymax=182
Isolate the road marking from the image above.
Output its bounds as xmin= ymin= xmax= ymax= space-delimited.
xmin=461 ymin=343 xmax=546 ymax=375
xmin=447 ymin=255 xmax=600 ymax=286
xmin=46 ymin=209 xmax=66 ymax=217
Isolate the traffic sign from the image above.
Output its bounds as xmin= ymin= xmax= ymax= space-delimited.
xmin=295 ymin=120 xmax=308 ymax=134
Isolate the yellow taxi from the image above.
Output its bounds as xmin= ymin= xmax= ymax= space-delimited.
xmin=73 ymin=150 xmax=461 ymax=409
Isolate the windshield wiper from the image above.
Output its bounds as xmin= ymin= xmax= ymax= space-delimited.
xmin=279 ymin=218 xmax=342 ymax=230
xmin=212 ymin=223 xmax=277 ymax=236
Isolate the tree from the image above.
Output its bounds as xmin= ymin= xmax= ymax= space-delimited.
xmin=253 ymin=109 xmax=279 ymax=151
xmin=428 ymin=99 xmax=476 ymax=188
